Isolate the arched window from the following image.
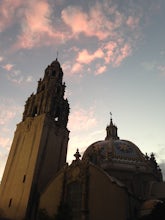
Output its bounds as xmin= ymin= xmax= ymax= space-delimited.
xmin=66 ymin=181 xmax=82 ymax=220
xmin=32 ymin=106 xmax=38 ymax=117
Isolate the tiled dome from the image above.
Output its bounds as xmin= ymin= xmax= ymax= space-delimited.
xmin=82 ymin=118 xmax=146 ymax=166
xmin=82 ymin=139 xmax=145 ymax=165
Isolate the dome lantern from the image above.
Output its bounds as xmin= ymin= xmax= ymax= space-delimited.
xmin=105 ymin=114 xmax=119 ymax=140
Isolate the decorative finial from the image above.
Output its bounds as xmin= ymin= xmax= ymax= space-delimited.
xmin=56 ymin=51 xmax=59 ymax=60
xmin=110 ymin=112 xmax=113 ymax=124
xmin=74 ymin=149 xmax=81 ymax=161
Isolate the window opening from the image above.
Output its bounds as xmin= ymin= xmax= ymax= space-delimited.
xmin=32 ymin=106 xmax=37 ymax=117
xmin=23 ymin=175 xmax=26 ymax=183
xmin=8 ymin=198 xmax=12 ymax=208
xmin=67 ymin=181 xmax=82 ymax=220
xmin=55 ymin=117 xmax=59 ymax=122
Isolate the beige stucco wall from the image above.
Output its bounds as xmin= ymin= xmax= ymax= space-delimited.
xmin=88 ymin=165 xmax=128 ymax=220
xmin=36 ymin=118 xmax=69 ymax=192
xmin=39 ymin=171 xmax=64 ymax=217
xmin=0 ymin=115 xmax=45 ymax=219
xmin=38 ymin=162 xmax=129 ymax=220
xmin=0 ymin=113 xmax=69 ymax=220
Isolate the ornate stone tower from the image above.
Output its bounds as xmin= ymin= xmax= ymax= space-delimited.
xmin=0 ymin=59 xmax=69 ymax=220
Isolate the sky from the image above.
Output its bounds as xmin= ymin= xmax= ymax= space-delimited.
xmin=0 ymin=0 xmax=165 ymax=180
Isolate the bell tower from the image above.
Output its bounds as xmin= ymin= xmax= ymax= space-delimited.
xmin=0 ymin=59 xmax=69 ymax=220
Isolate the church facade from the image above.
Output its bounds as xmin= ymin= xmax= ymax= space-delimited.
xmin=0 ymin=60 xmax=164 ymax=220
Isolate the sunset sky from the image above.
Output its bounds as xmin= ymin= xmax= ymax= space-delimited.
xmin=0 ymin=0 xmax=165 ymax=179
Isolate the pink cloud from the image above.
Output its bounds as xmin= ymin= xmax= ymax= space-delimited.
xmin=0 ymin=57 xmax=4 ymax=62
xmin=104 ymin=41 xmax=118 ymax=63
xmin=0 ymin=99 xmax=22 ymax=126
xmin=14 ymin=1 xmax=67 ymax=49
xmin=16 ymin=1 xmax=53 ymax=48
xmin=126 ymin=16 xmax=140 ymax=29
xmin=0 ymin=0 xmax=24 ymax=31
xmin=71 ymin=63 xmax=83 ymax=74
xmin=61 ymin=2 xmax=141 ymax=42
xmin=76 ymin=49 xmax=104 ymax=64
xmin=3 ymin=64 xmax=14 ymax=71
xmin=0 ymin=137 xmax=11 ymax=149
xmin=61 ymin=6 xmax=109 ymax=40
xmin=61 ymin=3 xmax=122 ymax=40
xmin=68 ymin=107 xmax=97 ymax=131
xmin=62 ymin=61 xmax=84 ymax=77
xmin=0 ymin=108 xmax=18 ymax=126
xmin=61 ymin=6 xmax=89 ymax=36
xmin=113 ymin=43 xmax=132 ymax=67
xmin=95 ymin=65 xmax=107 ymax=75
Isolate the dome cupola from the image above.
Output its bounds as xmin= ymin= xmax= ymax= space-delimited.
xmin=105 ymin=116 xmax=119 ymax=140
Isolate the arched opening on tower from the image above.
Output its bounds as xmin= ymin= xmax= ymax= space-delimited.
xmin=32 ymin=106 xmax=38 ymax=117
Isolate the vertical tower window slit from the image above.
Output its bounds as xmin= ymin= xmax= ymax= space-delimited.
xmin=23 ymin=174 xmax=26 ymax=183
xmin=8 ymin=198 xmax=12 ymax=208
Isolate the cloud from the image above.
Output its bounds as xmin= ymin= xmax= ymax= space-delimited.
xmin=67 ymin=128 xmax=104 ymax=163
xmin=71 ymin=63 xmax=83 ymax=74
xmin=61 ymin=3 xmax=124 ymax=40
xmin=62 ymin=61 xmax=84 ymax=77
xmin=0 ymin=137 xmax=11 ymax=150
xmin=141 ymin=63 xmax=165 ymax=76
xmin=95 ymin=65 xmax=107 ymax=75
xmin=126 ymin=16 xmax=140 ymax=30
xmin=0 ymin=98 xmax=22 ymax=181
xmin=15 ymin=1 xmax=53 ymax=49
xmin=61 ymin=6 xmax=90 ymax=37
xmin=13 ymin=0 xmax=68 ymax=50
xmin=26 ymin=75 xmax=34 ymax=82
xmin=0 ymin=0 xmax=23 ymax=32
xmin=7 ymin=70 xmax=24 ymax=84
xmin=1 ymin=0 xmax=145 ymax=76
xmin=0 ymin=0 xmax=67 ymax=49
xmin=0 ymin=98 xmax=21 ymax=179
xmin=6 ymin=69 xmax=34 ymax=84
xmin=0 ymin=57 xmax=4 ymax=62
xmin=104 ymin=41 xmax=118 ymax=63
xmin=68 ymin=106 xmax=97 ymax=132
xmin=61 ymin=1 xmax=141 ymax=75
xmin=0 ymin=99 xmax=21 ymax=126
xmin=113 ymin=43 xmax=132 ymax=67
xmin=158 ymin=65 xmax=165 ymax=76
xmin=3 ymin=64 xmax=14 ymax=71
xmin=76 ymin=49 xmax=104 ymax=64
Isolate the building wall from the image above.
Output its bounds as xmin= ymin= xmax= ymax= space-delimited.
xmin=0 ymin=115 xmax=45 ymax=219
xmin=33 ymin=116 xmax=69 ymax=193
xmin=88 ymin=165 xmax=128 ymax=220
xmin=0 ymin=114 xmax=69 ymax=220
xmin=38 ymin=161 xmax=129 ymax=220
xmin=39 ymin=172 xmax=64 ymax=217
